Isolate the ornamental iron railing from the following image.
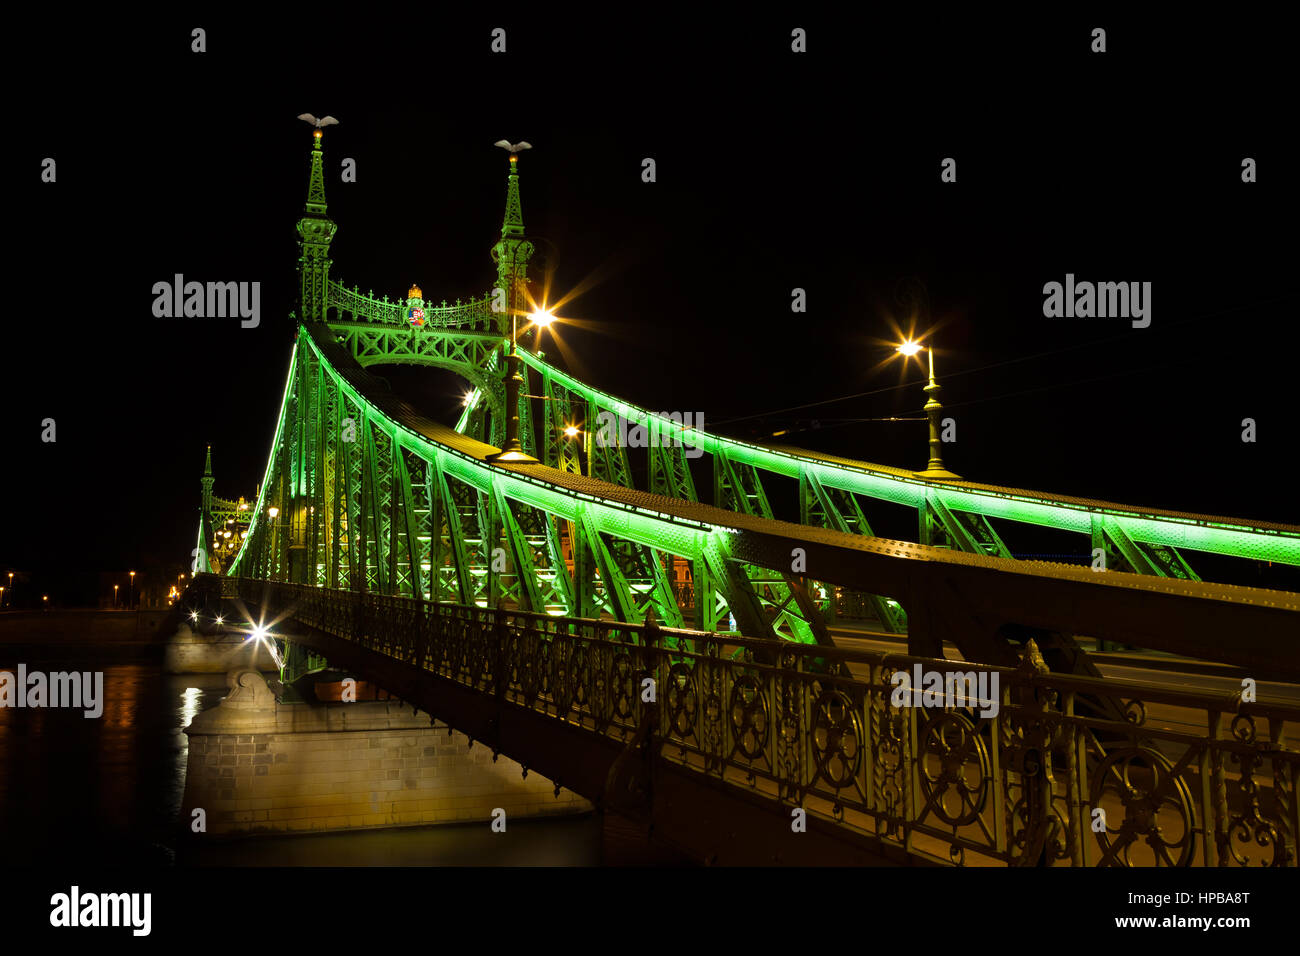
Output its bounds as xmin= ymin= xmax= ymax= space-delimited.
xmin=326 ymin=280 xmax=497 ymax=331
xmin=240 ymin=578 xmax=1299 ymax=867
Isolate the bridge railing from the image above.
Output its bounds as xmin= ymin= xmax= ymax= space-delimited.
xmin=325 ymin=281 xmax=498 ymax=331
xmin=238 ymin=578 xmax=1300 ymax=867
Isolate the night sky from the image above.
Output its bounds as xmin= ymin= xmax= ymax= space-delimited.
xmin=6 ymin=11 xmax=1294 ymax=604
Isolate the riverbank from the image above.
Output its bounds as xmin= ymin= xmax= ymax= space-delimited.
xmin=0 ymin=608 xmax=173 ymax=661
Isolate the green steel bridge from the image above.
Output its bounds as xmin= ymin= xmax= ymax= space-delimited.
xmin=188 ymin=129 xmax=1300 ymax=866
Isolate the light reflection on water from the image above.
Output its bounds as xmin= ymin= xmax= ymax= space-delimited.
xmin=0 ymin=651 xmax=603 ymax=867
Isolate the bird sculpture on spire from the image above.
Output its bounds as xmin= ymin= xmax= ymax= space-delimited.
xmin=298 ymin=113 xmax=340 ymax=129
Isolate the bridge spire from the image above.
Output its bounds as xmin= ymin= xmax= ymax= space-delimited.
xmin=201 ymin=443 xmax=215 ymax=518
xmin=297 ymin=126 xmax=338 ymax=323
xmin=491 ymin=144 xmax=534 ymax=338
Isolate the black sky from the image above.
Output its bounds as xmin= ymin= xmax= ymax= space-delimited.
xmin=5 ymin=11 xmax=1294 ymax=602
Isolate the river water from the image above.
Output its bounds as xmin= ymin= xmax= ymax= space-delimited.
xmin=0 ymin=654 xmax=603 ymax=866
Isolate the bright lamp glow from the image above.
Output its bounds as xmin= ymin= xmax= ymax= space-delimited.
xmin=897 ymin=340 xmax=922 ymax=357
xmin=529 ymin=309 xmax=555 ymax=328
xmin=563 ymin=425 xmax=579 ymax=437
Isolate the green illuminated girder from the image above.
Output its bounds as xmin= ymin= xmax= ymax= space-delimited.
xmin=325 ymin=293 xmax=507 ymax=447
xmin=433 ymin=467 xmax=475 ymax=603
xmin=517 ymin=361 xmax=538 ymax=457
xmin=227 ymin=330 xmax=720 ymax=632
xmin=921 ymin=492 xmax=1013 ymax=559
xmin=516 ymin=351 xmax=1300 ymax=571
xmin=648 ymin=421 xmax=699 ymax=502
xmin=541 ymin=372 xmax=582 ymax=474
xmin=451 ymin=347 xmax=502 ymax=444
xmin=496 ymin=488 xmax=574 ymax=613
xmin=799 ymin=469 xmax=906 ymax=632
xmin=1092 ymin=514 xmax=1200 ymax=580
xmin=197 ymin=510 xmax=219 ymax=574
xmin=440 ymin=470 xmax=491 ymax=605
xmin=714 ymin=450 xmax=832 ymax=645
xmin=590 ymin=412 xmax=635 ymax=488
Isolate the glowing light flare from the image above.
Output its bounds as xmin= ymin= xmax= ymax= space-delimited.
xmin=896 ymin=340 xmax=922 ymax=357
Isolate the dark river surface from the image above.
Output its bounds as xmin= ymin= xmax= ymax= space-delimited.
xmin=0 ymin=651 xmax=604 ymax=866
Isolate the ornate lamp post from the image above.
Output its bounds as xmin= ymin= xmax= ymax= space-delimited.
xmin=897 ymin=340 xmax=960 ymax=479
xmin=485 ymin=144 xmax=558 ymax=464
xmin=486 ymin=285 xmax=541 ymax=463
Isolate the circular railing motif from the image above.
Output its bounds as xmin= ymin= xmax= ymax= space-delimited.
xmin=810 ymin=689 xmax=863 ymax=789
xmin=918 ymin=711 xmax=990 ymax=827
xmin=666 ymin=662 xmax=698 ymax=740
xmin=1090 ymin=746 xmax=1196 ymax=867
xmin=730 ymin=673 xmax=769 ymax=760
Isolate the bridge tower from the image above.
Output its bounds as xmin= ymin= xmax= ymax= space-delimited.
xmin=201 ymin=444 xmax=214 ymax=514
xmin=490 ymin=149 xmax=534 ymax=337
xmin=297 ymin=128 xmax=338 ymax=322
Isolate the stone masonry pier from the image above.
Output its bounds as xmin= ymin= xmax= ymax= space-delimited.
xmin=182 ymin=670 xmax=592 ymax=837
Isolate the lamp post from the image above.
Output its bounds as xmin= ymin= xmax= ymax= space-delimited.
xmin=486 ymin=303 xmax=541 ymax=463
xmin=485 ymin=247 xmax=557 ymax=463
xmin=113 ymin=584 xmax=119 ymax=609
xmin=896 ymin=340 xmax=960 ymax=479
xmin=129 ymin=570 xmax=136 ymax=609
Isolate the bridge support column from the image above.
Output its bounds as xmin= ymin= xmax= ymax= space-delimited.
xmin=181 ymin=670 xmax=593 ymax=838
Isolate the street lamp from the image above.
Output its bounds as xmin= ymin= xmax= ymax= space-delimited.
xmin=485 ymin=270 xmax=557 ymax=464
xmin=129 ymin=570 xmax=136 ymax=609
xmin=113 ymin=584 xmax=119 ymax=608
xmin=896 ymin=339 xmax=960 ymax=479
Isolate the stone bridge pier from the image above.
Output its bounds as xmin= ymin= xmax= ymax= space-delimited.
xmin=181 ymin=669 xmax=591 ymax=837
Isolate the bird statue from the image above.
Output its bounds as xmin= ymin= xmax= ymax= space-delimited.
xmin=298 ymin=114 xmax=340 ymax=128
xmin=494 ymin=140 xmax=532 ymax=154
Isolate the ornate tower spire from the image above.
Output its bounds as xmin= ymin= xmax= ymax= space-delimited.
xmin=491 ymin=147 xmax=534 ymax=336
xmin=201 ymin=444 xmax=214 ymax=513
xmin=297 ymin=128 xmax=337 ymax=323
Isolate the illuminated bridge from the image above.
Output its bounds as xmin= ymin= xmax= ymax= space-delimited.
xmin=189 ymin=129 xmax=1300 ymax=867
